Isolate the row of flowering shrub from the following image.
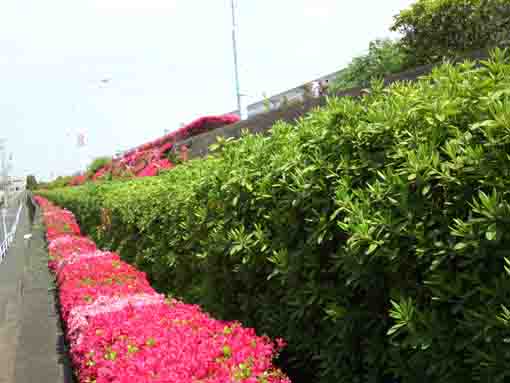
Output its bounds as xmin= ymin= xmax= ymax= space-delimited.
xmin=34 ymin=195 xmax=289 ymax=383
xmin=68 ymin=114 xmax=240 ymax=186
xmin=38 ymin=51 xmax=510 ymax=382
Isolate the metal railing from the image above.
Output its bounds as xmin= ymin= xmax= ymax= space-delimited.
xmin=0 ymin=201 xmax=23 ymax=264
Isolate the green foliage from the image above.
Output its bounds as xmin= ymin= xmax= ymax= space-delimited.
xmin=391 ymin=0 xmax=510 ymax=67
xmin=86 ymin=156 xmax=111 ymax=176
xmin=26 ymin=175 xmax=37 ymax=190
xmin=332 ymin=0 xmax=510 ymax=94
xmin=39 ymin=50 xmax=510 ymax=383
xmin=331 ymin=39 xmax=407 ymax=92
xmin=37 ymin=175 xmax=74 ymax=190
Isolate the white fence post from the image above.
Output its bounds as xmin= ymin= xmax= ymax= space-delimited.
xmin=1 ymin=207 xmax=6 ymax=242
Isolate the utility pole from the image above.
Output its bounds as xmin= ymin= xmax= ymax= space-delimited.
xmin=230 ymin=0 xmax=242 ymax=118
xmin=0 ymin=139 xmax=7 ymax=207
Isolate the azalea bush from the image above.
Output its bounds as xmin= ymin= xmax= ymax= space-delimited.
xmin=86 ymin=115 xmax=239 ymax=185
xmin=39 ymin=50 xmax=510 ymax=382
xmin=34 ymin=196 xmax=289 ymax=383
xmin=57 ymin=115 xmax=239 ymax=188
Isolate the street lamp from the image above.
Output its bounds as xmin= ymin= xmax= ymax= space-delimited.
xmin=0 ymin=139 xmax=8 ymax=237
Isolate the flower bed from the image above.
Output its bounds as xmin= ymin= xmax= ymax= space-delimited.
xmin=34 ymin=195 xmax=289 ymax=383
xmin=68 ymin=114 xmax=240 ymax=186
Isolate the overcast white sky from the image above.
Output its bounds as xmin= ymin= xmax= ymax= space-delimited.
xmin=0 ymin=0 xmax=415 ymax=181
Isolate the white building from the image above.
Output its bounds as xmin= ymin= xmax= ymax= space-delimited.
xmin=6 ymin=176 xmax=26 ymax=193
xmin=246 ymin=71 xmax=340 ymax=118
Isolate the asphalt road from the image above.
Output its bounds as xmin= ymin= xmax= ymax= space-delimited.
xmin=0 ymin=192 xmax=24 ymax=244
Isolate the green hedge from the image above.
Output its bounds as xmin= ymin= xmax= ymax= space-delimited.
xmin=86 ymin=156 xmax=112 ymax=176
xmin=392 ymin=0 xmax=510 ymax=67
xmin=331 ymin=39 xmax=407 ymax=92
xmin=38 ymin=175 xmax=74 ymax=190
xmin=39 ymin=50 xmax=510 ymax=383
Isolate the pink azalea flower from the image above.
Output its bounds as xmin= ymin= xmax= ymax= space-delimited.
xmin=34 ymin=196 xmax=290 ymax=383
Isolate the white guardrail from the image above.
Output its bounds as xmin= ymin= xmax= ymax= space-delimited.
xmin=0 ymin=201 xmax=23 ymax=264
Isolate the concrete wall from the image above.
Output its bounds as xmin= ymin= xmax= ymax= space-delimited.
xmin=182 ymin=97 xmax=325 ymax=158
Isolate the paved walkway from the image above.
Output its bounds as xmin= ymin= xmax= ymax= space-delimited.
xmin=0 ymin=197 xmax=72 ymax=383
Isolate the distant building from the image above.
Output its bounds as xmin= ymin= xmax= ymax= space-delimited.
xmin=6 ymin=176 xmax=26 ymax=192
xmin=0 ymin=176 xmax=24 ymax=205
xmin=246 ymin=71 xmax=340 ymax=118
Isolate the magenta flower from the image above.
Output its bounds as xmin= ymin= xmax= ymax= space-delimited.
xmin=33 ymin=196 xmax=290 ymax=383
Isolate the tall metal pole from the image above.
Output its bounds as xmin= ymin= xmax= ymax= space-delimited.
xmin=231 ymin=0 xmax=242 ymax=117
xmin=0 ymin=140 xmax=7 ymax=207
